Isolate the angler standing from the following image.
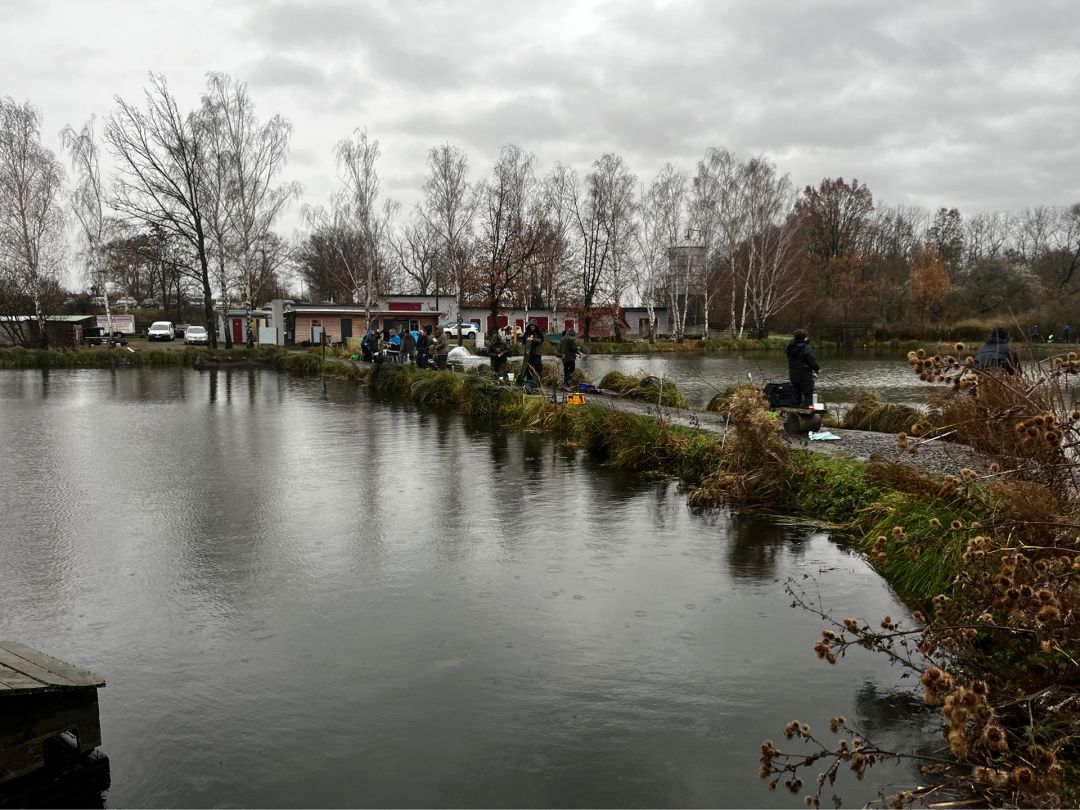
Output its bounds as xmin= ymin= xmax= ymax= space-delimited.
xmin=786 ymin=328 xmax=821 ymax=408
xmin=558 ymin=328 xmax=581 ymax=387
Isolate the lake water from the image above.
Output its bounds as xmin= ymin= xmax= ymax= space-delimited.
xmin=579 ymin=350 xmax=933 ymax=411
xmin=0 ymin=368 xmax=934 ymax=807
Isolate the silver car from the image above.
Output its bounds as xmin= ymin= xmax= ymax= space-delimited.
xmin=184 ymin=325 xmax=209 ymax=345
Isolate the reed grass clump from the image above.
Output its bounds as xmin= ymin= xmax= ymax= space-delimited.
xmin=598 ymin=370 xmax=688 ymax=408
xmin=705 ymin=383 xmax=758 ymax=413
xmin=272 ymin=351 xmax=324 ymax=375
xmin=688 ymin=387 xmax=795 ymax=507
xmin=841 ymin=391 xmax=922 ymax=434
xmin=407 ymin=368 xmax=461 ymax=406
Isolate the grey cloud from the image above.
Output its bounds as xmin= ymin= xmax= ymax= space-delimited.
xmin=245 ymin=54 xmax=328 ymax=90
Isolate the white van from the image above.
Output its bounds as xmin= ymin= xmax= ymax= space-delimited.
xmin=147 ymin=321 xmax=175 ymax=342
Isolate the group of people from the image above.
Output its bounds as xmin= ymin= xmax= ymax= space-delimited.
xmin=1029 ymin=323 xmax=1072 ymax=344
xmin=486 ymin=322 xmax=583 ymax=388
xmin=361 ymin=325 xmax=453 ymax=370
xmin=360 ymin=320 xmax=583 ymax=388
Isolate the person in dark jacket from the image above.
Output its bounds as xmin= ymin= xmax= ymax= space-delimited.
xmin=786 ymin=328 xmax=820 ymax=407
xmin=402 ymin=328 xmax=417 ymax=365
xmin=416 ymin=327 xmax=431 ymax=368
xmin=488 ymin=329 xmax=509 ymax=381
xmin=558 ymin=328 xmax=581 ymax=386
xmin=520 ymin=322 xmax=545 ymax=386
xmin=434 ymin=328 xmax=450 ymax=370
xmin=974 ymin=328 xmax=1020 ymax=374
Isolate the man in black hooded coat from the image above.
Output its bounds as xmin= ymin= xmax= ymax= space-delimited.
xmin=974 ymin=328 xmax=1020 ymax=374
xmin=786 ymin=328 xmax=820 ymax=408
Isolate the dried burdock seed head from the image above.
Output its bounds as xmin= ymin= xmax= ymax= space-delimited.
xmin=950 ymin=519 xmax=963 ymax=530
xmin=1037 ymin=604 xmax=1061 ymax=623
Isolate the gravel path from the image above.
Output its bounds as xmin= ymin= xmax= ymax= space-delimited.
xmin=586 ymin=392 xmax=989 ymax=477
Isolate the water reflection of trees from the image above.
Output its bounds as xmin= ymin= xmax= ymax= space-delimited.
xmin=726 ymin=515 xmax=811 ymax=581
xmin=852 ymin=681 xmax=938 ymax=789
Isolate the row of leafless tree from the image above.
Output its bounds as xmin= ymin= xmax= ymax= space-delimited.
xmin=4 ymin=71 xmax=1079 ymax=349
xmin=2 ymin=74 xmax=298 ymax=348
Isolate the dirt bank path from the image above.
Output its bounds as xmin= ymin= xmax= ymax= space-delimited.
xmin=585 ymin=392 xmax=988 ymax=477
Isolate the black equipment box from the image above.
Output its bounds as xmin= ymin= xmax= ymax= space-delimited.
xmin=763 ymin=381 xmax=799 ymax=409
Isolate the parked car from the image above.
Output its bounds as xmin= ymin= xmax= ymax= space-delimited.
xmin=184 ymin=325 xmax=209 ymax=345
xmin=141 ymin=297 xmax=160 ymax=308
xmin=440 ymin=321 xmax=480 ymax=339
xmin=115 ymin=296 xmax=137 ymax=308
xmin=147 ymin=321 xmax=175 ymax=341
xmin=173 ymin=323 xmax=190 ymax=338
xmin=89 ymin=296 xmax=105 ymax=307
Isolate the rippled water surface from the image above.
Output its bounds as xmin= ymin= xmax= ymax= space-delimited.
xmin=579 ymin=350 xmax=931 ymax=410
xmin=1 ymin=368 xmax=932 ymax=807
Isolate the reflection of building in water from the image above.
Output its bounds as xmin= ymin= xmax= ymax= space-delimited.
xmin=0 ymin=642 xmax=110 ymax=808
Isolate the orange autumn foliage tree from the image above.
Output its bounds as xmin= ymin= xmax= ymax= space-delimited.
xmin=909 ymin=243 xmax=950 ymax=320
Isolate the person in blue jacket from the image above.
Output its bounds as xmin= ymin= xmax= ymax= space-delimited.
xmin=786 ymin=328 xmax=821 ymax=408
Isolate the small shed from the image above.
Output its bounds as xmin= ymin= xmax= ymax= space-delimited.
xmin=0 ymin=641 xmax=106 ymax=785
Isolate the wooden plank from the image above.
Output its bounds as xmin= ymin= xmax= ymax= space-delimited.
xmin=0 ymin=642 xmax=103 ymax=688
xmin=0 ymin=649 xmax=79 ymax=689
xmin=0 ymin=665 xmax=49 ymax=692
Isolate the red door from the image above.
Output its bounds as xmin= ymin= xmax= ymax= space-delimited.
xmin=231 ymin=318 xmax=244 ymax=344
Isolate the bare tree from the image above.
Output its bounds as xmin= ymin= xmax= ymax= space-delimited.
xmin=965 ymin=210 xmax=1014 ymax=265
xmin=739 ymin=156 xmax=801 ymax=338
xmin=534 ymin=162 xmax=577 ymax=328
xmin=636 ymin=163 xmax=687 ymax=341
xmin=392 ymin=207 xmax=441 ymax=294
xmin=200 ymin=73 xmax=300 ymax=345
xmin=334 ymin=127 xmax=396 ymax=328
xmin=570 ymin=153 xmax=636 ymax=341
xmin=105 ymin=74 xmax=217 ymax=345
xmin=60 ymin=116 xmax=119 ymax=339
xmin=694 ymin=148 xmax=746 ymax=337
xmin=1014 ymin=206 xmax=1056 ymax=265
xmin=422 ymin=143 xmax=476 ymax=337
xmin=0 ymin=97 xmax=66 ymax=348
xmin=476 ymin=144 xmax=550 ymax=334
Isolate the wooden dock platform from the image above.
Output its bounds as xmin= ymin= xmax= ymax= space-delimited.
xmin=0 ymin=641 xmax=106 ymax=788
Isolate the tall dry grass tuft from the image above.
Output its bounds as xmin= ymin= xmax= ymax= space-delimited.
xmin=842 ymin=391 xmax=923 ymax=434
xmin=689 ymin=387 xmax=795 ymax=507
xmin=598 ymin=370 xmax=689 ymax=408
xmin=907 ymin=347 xmax=1080 ymax=501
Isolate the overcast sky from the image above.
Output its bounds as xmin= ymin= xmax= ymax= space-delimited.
xmin=4 ymin=0 xmax=1079 ymax=229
